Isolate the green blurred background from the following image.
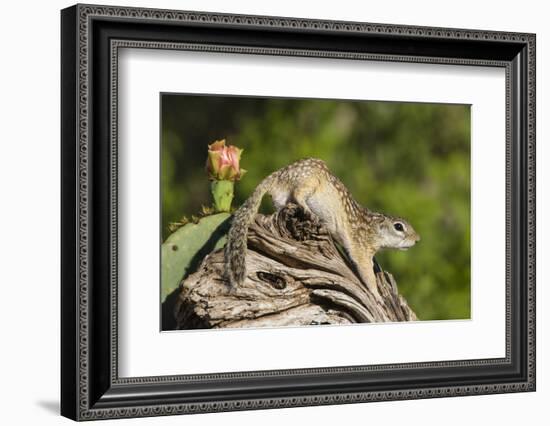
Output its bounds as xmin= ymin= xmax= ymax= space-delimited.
xmin=161 ymin=94 xmax=471 ymax=321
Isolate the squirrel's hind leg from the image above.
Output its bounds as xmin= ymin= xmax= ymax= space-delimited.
xmin=270 ymin=187 xmax=291 ymax=211
xmin=291 ymin=177 xmax=321 ymax=220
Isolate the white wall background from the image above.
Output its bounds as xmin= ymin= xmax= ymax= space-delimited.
xmin=0 ymin=0 xmax=547 ymax=424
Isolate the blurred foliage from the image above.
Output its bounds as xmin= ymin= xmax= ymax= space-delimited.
xmin=161 ymin=95 xmax=471 ymax=321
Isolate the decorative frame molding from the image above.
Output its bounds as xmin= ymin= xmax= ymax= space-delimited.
xmin=61 ymin=3 xmax=535 ymax=421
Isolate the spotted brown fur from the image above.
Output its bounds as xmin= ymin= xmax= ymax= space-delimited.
xmin=224 ymin=158 xmax=420 ymax=299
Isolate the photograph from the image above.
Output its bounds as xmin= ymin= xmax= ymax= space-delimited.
xmin=58 ymin=3 xmax=536 ymax=420
xmin=160 ymin=94 xmax=471 ymax=331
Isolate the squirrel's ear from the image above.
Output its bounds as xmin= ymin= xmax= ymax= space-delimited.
xmin=372 ymin=214 xmax=385 ymax=224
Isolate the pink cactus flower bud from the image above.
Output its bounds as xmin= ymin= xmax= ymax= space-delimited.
xmin=206 ymin=139 xmax=247 ymax=181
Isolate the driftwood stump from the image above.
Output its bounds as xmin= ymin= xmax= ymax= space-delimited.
xmin=174 ymin=204 xmax=417 ymax=329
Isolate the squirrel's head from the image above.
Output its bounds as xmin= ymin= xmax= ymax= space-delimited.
xmin=369 ymin=213 xmax=421 ymax=251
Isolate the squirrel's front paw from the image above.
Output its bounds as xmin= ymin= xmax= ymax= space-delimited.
xmin=367 ymin=283 xmax=384 ymax=304
xmin=373 ymin=290 xmax=384 ymax=304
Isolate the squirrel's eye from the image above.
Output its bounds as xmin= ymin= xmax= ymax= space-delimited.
xmin=394 ymin=222 xmax=404 ymax=232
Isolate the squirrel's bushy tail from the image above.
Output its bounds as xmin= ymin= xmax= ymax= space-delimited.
xmin=224 ymin=174 xmax=276 ymax=288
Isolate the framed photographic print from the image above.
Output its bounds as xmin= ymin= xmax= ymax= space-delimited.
xmin=61 ymin=3 xmax=536 ymax=421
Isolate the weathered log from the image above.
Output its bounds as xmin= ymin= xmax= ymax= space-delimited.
xmin=174 ymin=204 xmax=417 ymax=329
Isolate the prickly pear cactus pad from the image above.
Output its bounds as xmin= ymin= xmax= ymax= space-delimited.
xmin=161 ymin=213 xmax=231 ymax=302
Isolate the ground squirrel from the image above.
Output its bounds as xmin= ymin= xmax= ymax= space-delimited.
xmin=224 ymin=158 xmax=420 ymax=299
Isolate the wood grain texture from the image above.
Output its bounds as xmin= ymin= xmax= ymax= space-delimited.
xmin=175 ymin=204 xmax=416 ymax=329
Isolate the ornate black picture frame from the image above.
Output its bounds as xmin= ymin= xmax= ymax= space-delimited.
xmin=61 ymin=3 xmax=536 ymax=421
